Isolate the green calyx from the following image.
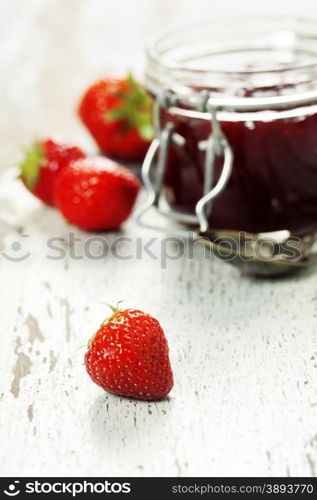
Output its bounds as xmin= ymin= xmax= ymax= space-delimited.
xmin=87 ymin=302 xmax=124 ymax=349
xmin=104 ymin=73 xmax=154 ymax=141
xmin=18 ymin=142 xmax=45 ymax=188
xmin=100 ymin=304 xmax=120 ymax=325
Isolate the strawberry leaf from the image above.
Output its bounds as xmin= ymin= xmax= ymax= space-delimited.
xmin=18 ymin=142 xmax=45 ymax=188
xmin=106 ymin=107 xmax=129 ymax=121
xmin=138 ymin=122 xmax=154 ymax=141
xmin=104 ymin=74 xmax=154 ymax=140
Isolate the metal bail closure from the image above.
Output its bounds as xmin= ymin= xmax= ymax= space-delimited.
xmin=196 ymin=103 xmax=234 ymax=233
xmin=134 ymin=89 xmax=233 ymax=235
xmin=134 ymin=89 xmax=198 ymax=235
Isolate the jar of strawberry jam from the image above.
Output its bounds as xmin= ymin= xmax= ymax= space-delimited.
xmin=138 ymin=17 xmax=317 ymax=239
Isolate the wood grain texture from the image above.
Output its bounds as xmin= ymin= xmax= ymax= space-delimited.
xmin=1 ymin=0 xmax=317 ymax=478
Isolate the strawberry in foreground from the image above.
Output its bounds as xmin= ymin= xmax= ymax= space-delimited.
xmin=19 ymin=138 xmax=86 ymax=205
xmin=85 ymin=307 xmax=174 ymax=401
xmin=54 ymin=156 xmax=140 ymax=231
xmin=78 ymin=74 xmax=153 ymax=162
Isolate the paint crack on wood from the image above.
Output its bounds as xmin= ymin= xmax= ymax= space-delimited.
xmin=10 ymin=337 xmax=32 ymax=398
xmin=49 ymin=350 xmax=57 ymax=372
xmin=60 ymin=298 xmax=72 ymax=342
xmin=25 ymin=313 xmax=44 ymax=344
xmin=27 ymin=403 xmax=33 ymax=422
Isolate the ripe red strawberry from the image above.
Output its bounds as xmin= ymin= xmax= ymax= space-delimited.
xmin=85 ymin=307 xmax=174 ymax=401
xmin=54 ymin=156 xmax=140 ymax=231
xmin=78 ymin=74 xmax=153 ymax=161
xmin=19 ymin=138 xmax=86 ymax=205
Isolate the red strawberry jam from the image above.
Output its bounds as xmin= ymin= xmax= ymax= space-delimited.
xmin=160 ymin=95 xmax=317 ymax=233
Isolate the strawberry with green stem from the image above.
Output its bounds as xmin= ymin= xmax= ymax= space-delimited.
xmin=85 ymin=305 xmax=174 ymax=400
xmin=19 ymin=138 xmax=86 ymax=205
xmin=78 ymin=74 xmax=153 ymax=162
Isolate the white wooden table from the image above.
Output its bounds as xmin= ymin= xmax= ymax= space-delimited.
xmin=1 ymin=0 xmax=317 ymax=478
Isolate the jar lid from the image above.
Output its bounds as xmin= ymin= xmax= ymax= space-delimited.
xmin=146 ymin=16 xmax=317 ymax=111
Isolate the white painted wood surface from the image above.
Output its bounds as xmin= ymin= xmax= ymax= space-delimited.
xmin=1 ymin=0 xmax=317 ymax=478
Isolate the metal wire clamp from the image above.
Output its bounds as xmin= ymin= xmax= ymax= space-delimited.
xmin=134 ymin=89 xmax=234 ymax=236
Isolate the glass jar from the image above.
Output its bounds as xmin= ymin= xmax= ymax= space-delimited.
xmin=141 ymin=17 xmax=317 ymax=235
